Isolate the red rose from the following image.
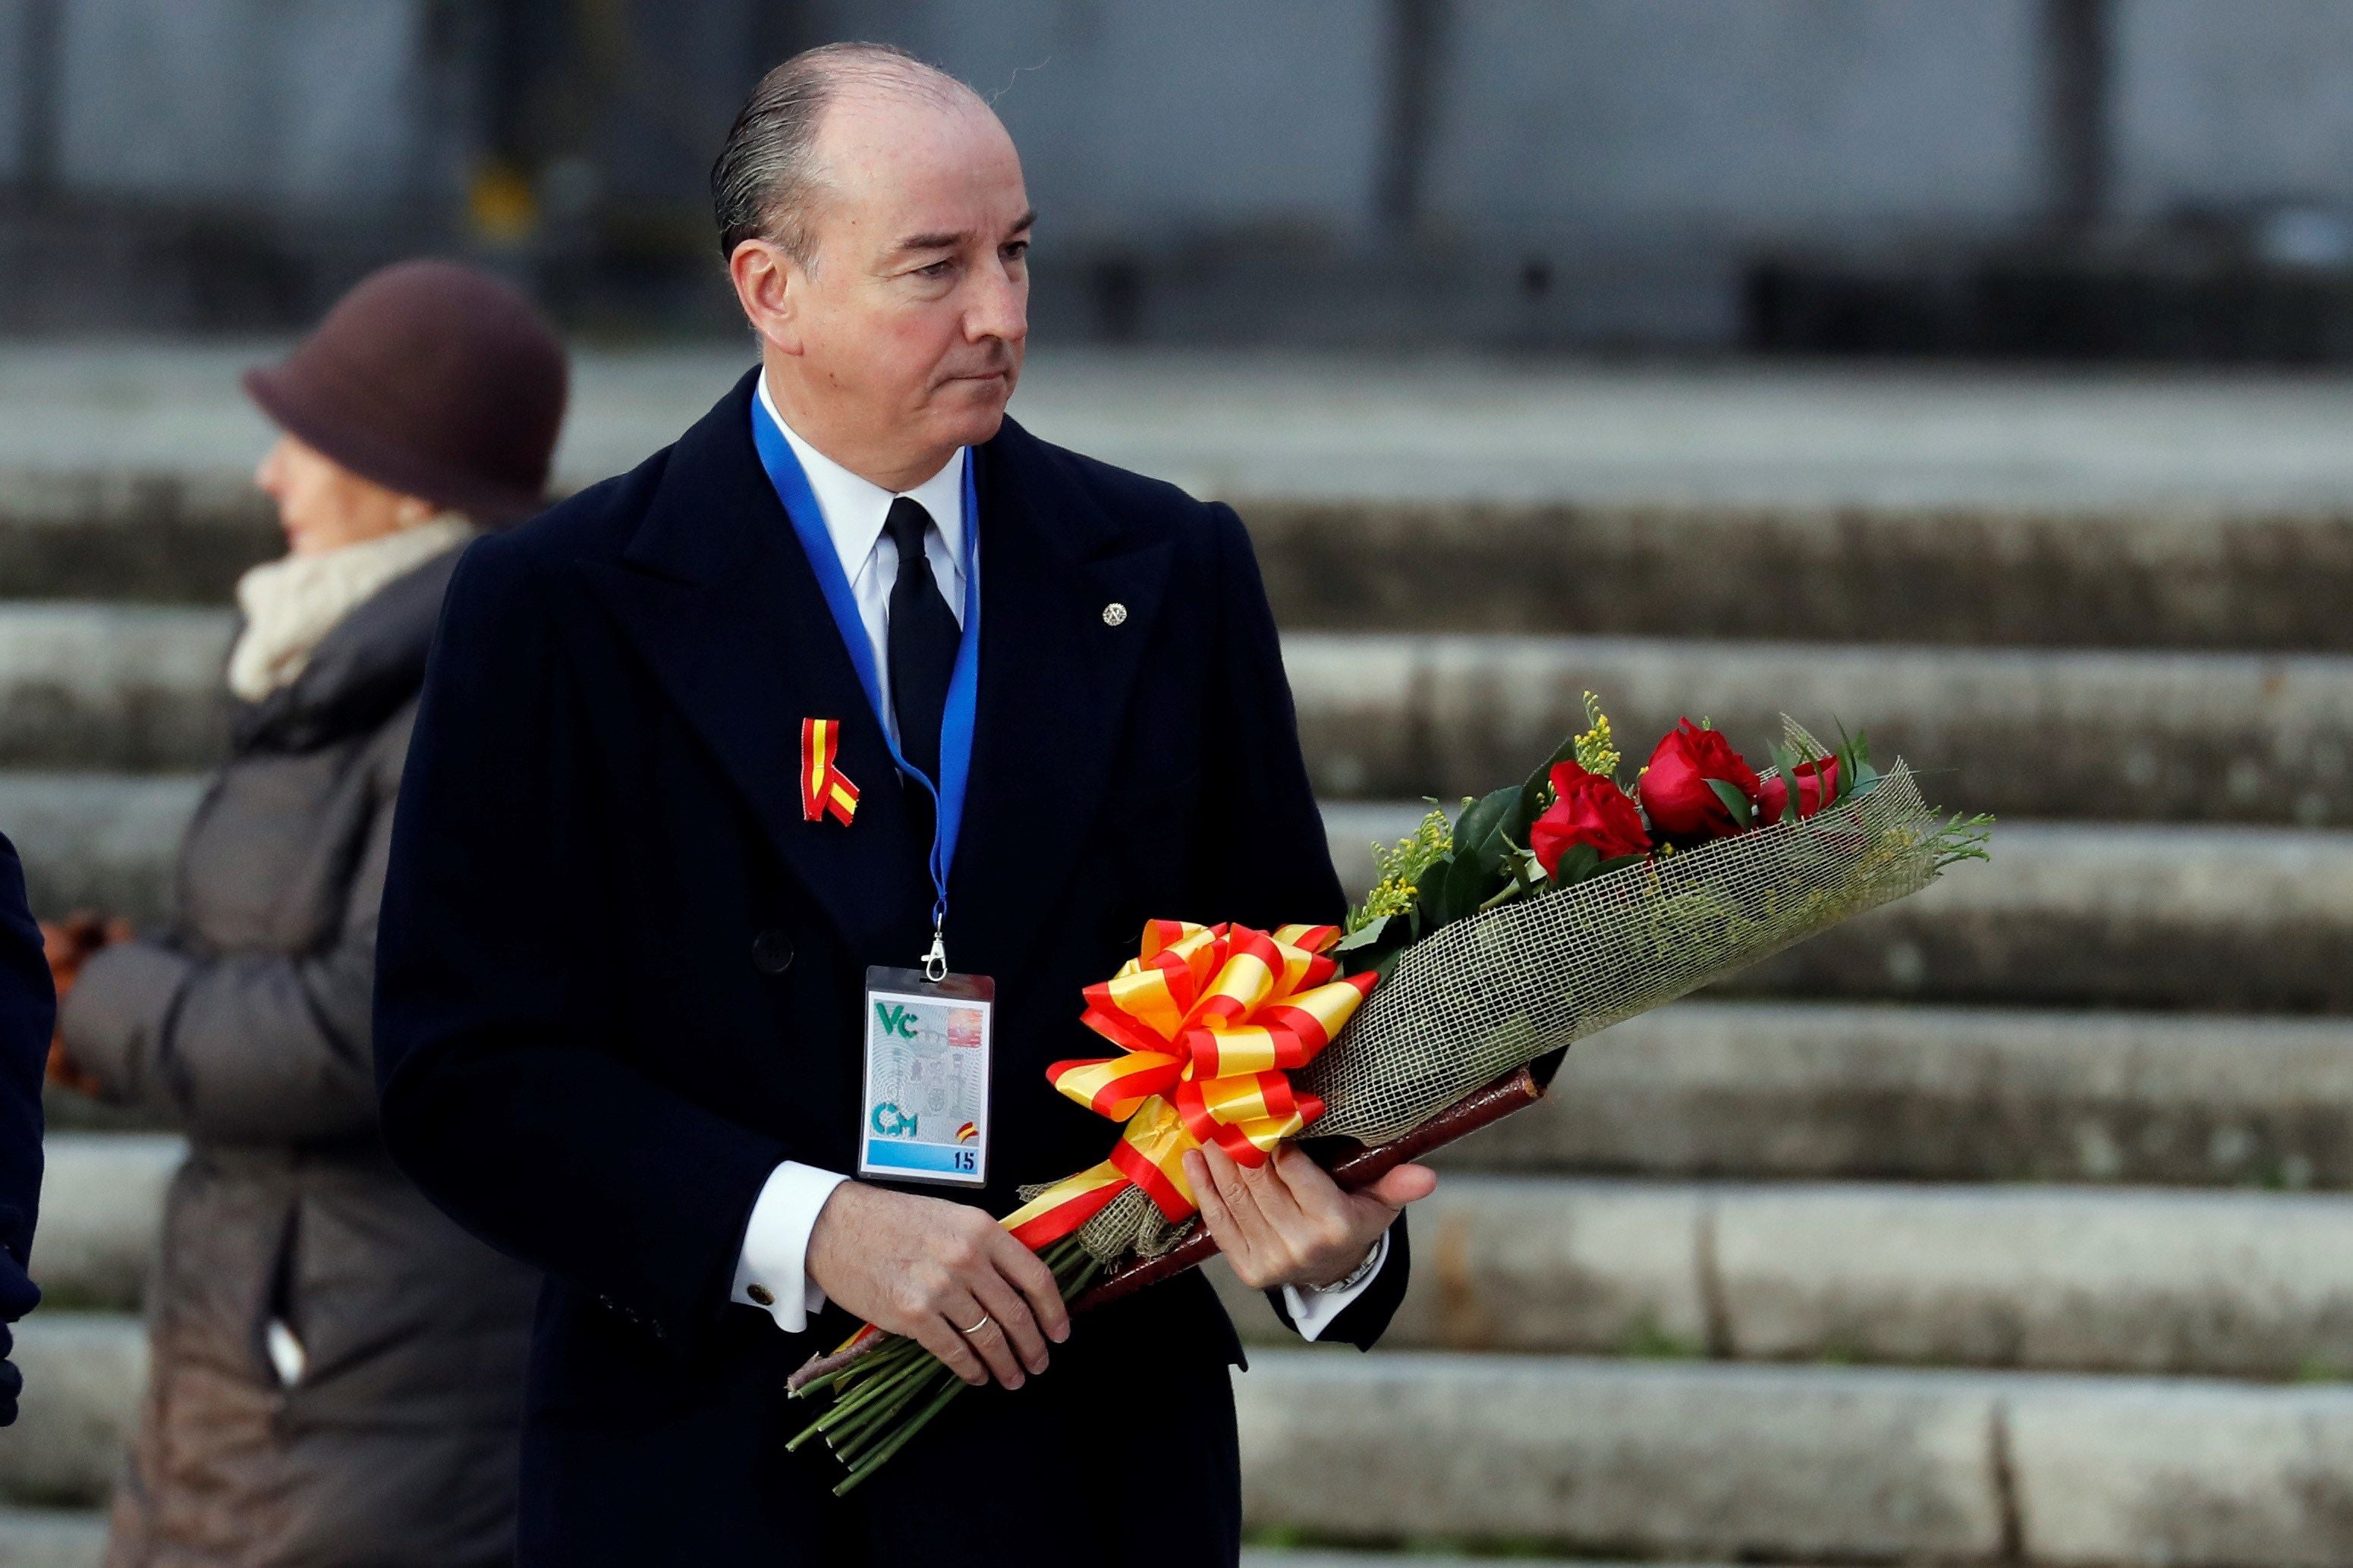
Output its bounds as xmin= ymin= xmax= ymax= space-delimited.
xmin=1759 ymin=756 xmax=1840 ymax=822
xmin=1531 ymin=761 xmax=1652 ymax=874
xmin=1638 ymin=719 xmax=1763 ymax=842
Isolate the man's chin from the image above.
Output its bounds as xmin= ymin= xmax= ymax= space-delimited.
xmin=936 ymin=376 xmax=1015 ymax=441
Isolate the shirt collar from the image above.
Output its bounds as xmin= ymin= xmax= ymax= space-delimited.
xmin=757 ymin=369 xmax=967 ymax=587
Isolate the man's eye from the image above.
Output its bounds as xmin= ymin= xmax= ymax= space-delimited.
xmin=916 ymin=260 xmax=954 ymax=280
xmin=1005 ymin=241 xmax=1030 ymax=262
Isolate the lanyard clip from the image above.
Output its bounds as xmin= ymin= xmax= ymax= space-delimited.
xmin=922 ymin=923 xmax=948 ymax=984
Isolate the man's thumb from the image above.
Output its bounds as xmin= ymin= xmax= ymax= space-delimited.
xmin=1363 ymin=1162 xmax=1437 ymax=1210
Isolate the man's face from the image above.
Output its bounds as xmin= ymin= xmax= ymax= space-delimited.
xmin=783 ymin=93 xmax=1032 ymax=464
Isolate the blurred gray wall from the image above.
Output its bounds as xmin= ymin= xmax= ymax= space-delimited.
xmin=8 ymin=0 xmax=2353 ymax=341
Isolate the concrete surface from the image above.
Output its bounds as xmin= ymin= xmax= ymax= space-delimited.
xmin=27 ymin=1137 xmax=178 ymax=1312
xmin=1235 ymin=1353 xmax=2353 ymax=1565
xmin=1287 ymin=634 xmax=2353 ymax=823
xmin=24 ymin=608 xmax=2353 ymax=825
xmin=0 ymin=1510 xmax=104 ymax=1568
xmin=1474 ymin=1001 xmax=2353 ymax=1189
xmin=0 ymin=774 xmax=201 ymax=924
xmin=20 ymin=349 xmax=2353 ymax=513
xmin=1214 ymin=1176 xmax=2353 ymax=1377
xmin=0 ymin=606 xmax=232 ymax=770
xmin=1323 ymin=809 xmax=2353 ymax=1012
xmin=24 ymin=482 xmax=2353 ymax=654
xmin=0 ymin=1317 xmax=143 ymax=1509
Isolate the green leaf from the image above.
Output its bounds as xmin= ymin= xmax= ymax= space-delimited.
xmin=1453 ymin=784 xmax=1522 ymax=872
xmin=1513 ymin=733 xmax=1581 ymax=834
xmin=1442 ymin=848 xmax=1499 ymax=921
xmin=1333 ymin=915 xmax=1389 ymax=953
xmin=1706 ymin=777 xmax=1755 ymax=827
xmin=1769 ymin=743 xmax=1804 ymax=823
xmin=1546 ymin=841 xmax=1600 ymax=888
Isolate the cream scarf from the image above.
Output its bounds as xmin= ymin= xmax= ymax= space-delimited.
xmin=226 ymin=517 xmax=477 ymax=702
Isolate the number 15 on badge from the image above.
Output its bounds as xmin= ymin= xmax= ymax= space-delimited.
xmin=859 ymin=966 xmax=994 ymax=1186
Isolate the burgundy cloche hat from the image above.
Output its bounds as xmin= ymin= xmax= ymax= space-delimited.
xmin=243 ymin=259 xmax=570 ymax=526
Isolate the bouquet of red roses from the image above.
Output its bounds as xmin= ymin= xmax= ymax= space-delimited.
xmin=788 ymin=696 xmax=1990 ymax=1491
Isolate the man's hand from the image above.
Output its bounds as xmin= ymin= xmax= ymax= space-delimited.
xmin=1183 ymin=1142 xmax=1436 ymax=1292
xmin=805 ymin=1182 xmax=1069 ymax=1390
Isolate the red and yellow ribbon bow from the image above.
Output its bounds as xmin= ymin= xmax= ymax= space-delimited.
xmin=800 ymin=718 xmax=860 ymax=826
xmin=1002 ymin=920 xmax=1375 ymax=1249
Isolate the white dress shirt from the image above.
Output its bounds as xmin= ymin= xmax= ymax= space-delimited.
xmin=731 ymin=372 xmax=1383 ymax=1341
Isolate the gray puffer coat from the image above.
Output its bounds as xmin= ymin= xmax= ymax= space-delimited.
xmin=64 ymin=547 xmax=539 ymax=1568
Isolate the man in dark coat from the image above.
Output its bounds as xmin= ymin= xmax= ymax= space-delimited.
xmin=0 ymin=831 xmax=54 ymax=1429
xmin=374 ymin=44 xmax=1433 ymax=1567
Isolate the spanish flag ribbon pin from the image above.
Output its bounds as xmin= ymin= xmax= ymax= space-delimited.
xmin=801 ymin=718 xmax=860 ymax=826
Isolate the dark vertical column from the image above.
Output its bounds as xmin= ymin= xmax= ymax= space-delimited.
xmin=15 ymin=0 xmax=61 ymax=203
xmin=1375 ymin=0 xmax=1449 ymax=231
xmin=2043 ymin=0 xmax=2111 ymax=231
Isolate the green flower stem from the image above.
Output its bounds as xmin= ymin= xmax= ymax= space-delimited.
xmin=831 ymin=1368 xmax=954 ymax=1464
xmin=835 ymin=1375 xmax=970 ymax=1497
xmin=791 ymin=1236 xmax=1106 ymax=1482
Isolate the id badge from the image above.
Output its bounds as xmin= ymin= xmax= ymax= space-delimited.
xmin=859 ymin=966 xmax=994 ymax=1186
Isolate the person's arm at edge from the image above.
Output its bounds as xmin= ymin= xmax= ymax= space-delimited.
xmin=0 ymin=832 xmax=55 ymax=1424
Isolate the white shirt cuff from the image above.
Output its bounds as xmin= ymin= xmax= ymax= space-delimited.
xmin=1280 ymin=1230 xmax=1391 ymax=1343
xmin=731 ymin=1161 xmax=849 ymax=1334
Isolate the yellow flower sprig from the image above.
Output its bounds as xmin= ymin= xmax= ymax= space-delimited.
xmin=1573 ymin=691 xmax=1620 ymax=780
xmin=1348 ymin=803 xmax=1458 ymax=932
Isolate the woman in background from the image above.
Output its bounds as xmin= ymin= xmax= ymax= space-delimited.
xmin=52 ymin=260 xmax=567 ymax=1567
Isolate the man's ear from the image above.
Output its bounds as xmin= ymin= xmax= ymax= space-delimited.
xmin=728 ymin=239 xmax=806 ymax=355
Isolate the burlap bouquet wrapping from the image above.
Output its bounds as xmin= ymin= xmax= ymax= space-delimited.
xmin=1065 ymin=757 xmax=1948 ymax=1263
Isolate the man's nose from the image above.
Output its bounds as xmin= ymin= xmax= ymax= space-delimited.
xmin=964 ymin=263 xmax=1027 ymax=345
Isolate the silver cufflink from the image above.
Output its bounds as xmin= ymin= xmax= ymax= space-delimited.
xmin=1102 ymin=602 xmax=1128 ymax=627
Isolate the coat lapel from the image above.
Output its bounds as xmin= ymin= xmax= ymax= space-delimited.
xmin=580 ymin=371 xmax=927 ymax=957
xmin=946 ymin=420 xmax=1174 ymax=987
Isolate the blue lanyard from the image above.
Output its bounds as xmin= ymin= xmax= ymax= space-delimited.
xmin=749 ymin=397 xmax=981 ymax=973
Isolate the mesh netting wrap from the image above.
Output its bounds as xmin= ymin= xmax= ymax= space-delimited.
xmin=1298 ymin=759 xmax=1943 ymax=1144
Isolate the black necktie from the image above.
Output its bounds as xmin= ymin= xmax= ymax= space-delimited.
xmin=883 ymin=497 xmax=958 ymax=787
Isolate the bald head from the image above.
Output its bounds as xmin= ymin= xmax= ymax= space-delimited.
xmin=711 ymin=42 xmax=991 ymax=266
xmin=719 ymin=42 xmax=1031 ymax=493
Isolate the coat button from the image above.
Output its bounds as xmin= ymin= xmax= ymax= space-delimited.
xmin=747 ymin=1284 xmax=776 ymax=1307
xmin=1102 ymin=602 xmax=1128 ymax=627
xmin=751 ymin=929 xmax=795 ymax=975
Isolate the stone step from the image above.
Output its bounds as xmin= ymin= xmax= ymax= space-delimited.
xmin=28 ymin=1137 xmax=178 ymax=1312
xmin=0 ymin=1315 xmax=142 ymax=1509
xmin=12 ymin=608 xmax=2353 ymax=826
xmin=14 ymin=473 xmax=2353 ymax=654
xmin=0 ymin=1510 xmax=104 ymax=1568
xmin=1216 ymin=1175 xmax=2353 ymax=1378
xmin=17 ymin=348 xmax=2353 ymax=651
xmin=0 ymin=773 xmax=200 ymax=927
xmin=1249 ymin=499 xmax=2353 ymax=652
xmin=1243 ymin=1555 xmax=1714 ymax=1568
xmin=0 ymin=607 xmax=232 ymax=771
xmin=0 ymin=1526 xmax=1707 ymax=1568
xmin=19 ymin=1310 xmax=2353 ymax=1566
xmin=10 ymin=783 xmax=2348 ymax=1013
xmin=0 ymin=470 xmax=275 ymax=605
xmin=0 ymin=1522 xmax=1661 ymax=1568
xmin=1236 ymin=1351 xmax=2353 ymax=1566
xmin=1291 ymin=634 xmax=2353 ymax=826
xmin=41 ymin=1133 xmax=2353 ymax=1379
xmin=1328 ymin=809 xmax=2353 ymax=1013
xmin=1471 ymin=1001 xmax=2353 ymax=1189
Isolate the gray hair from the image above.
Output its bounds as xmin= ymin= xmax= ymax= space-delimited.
xmin=710 ymin=42 xmax=977 ymax=265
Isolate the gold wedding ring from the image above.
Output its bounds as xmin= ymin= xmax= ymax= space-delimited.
xmin=958 ymin=1313 xmax=992 ymax=1336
